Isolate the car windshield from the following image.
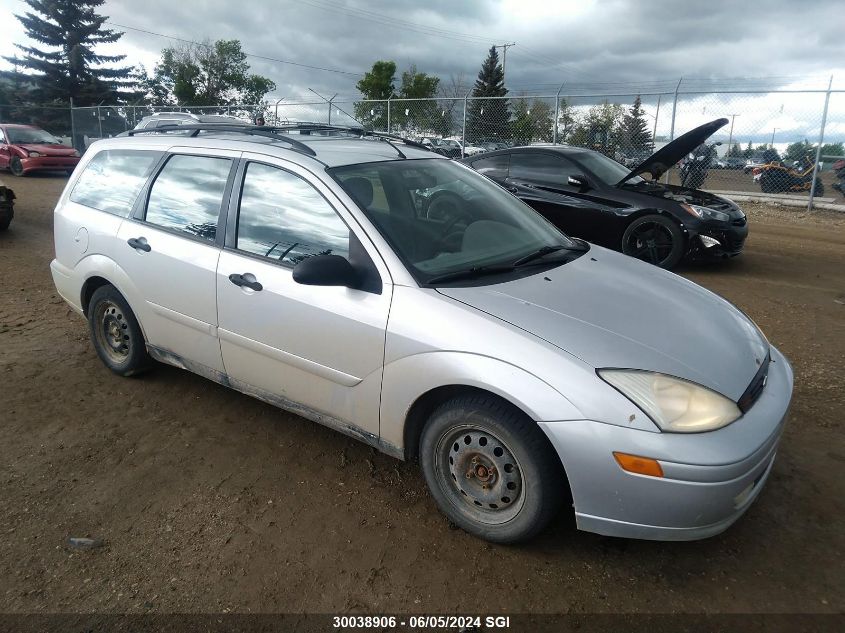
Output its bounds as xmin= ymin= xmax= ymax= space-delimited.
xmin=574 ymin=151 xmax=643 ymax=185
xmin=329 ymin=158 xmax=578 ymax=284
xmin=6 ymin=127 xmax=61 ymax=144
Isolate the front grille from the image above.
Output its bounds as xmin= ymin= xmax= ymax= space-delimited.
xmin=738 ymin=350 xmax=771 ymax=413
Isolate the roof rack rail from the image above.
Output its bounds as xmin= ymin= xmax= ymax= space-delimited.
xmin=124 ymin=124 xmax=318 ymax=157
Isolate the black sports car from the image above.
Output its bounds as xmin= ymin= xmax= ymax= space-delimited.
xmin=459 ymin=118 xmax=747 ymax=269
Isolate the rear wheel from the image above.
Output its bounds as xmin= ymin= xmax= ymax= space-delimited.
xmin=419 ymin=394 xmax=565 ymax=543
xmin=621 ymin=214 xmax=685 ymax=269
xmin=88 ymin=285 xmax=152 ymax=376
xmin=9 ymin=157 xmax=24 ymax=177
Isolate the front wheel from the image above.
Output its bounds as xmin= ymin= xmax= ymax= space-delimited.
xmin=621 ymin=214 xmax=685 ymax=269
xmin=88 ymin=285 xmax=152 ymax=376
xmin=9 ymin=157 xmax=24 ymax=176
xmin=419 ymin=394 xmax=565 ymax=543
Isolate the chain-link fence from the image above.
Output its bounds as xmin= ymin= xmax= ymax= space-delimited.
xmin=3 ymin=83 xmax=842 ymax=207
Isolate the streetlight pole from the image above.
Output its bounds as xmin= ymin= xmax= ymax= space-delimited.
xmin=770 ymin=127 xmax=778 ymax=148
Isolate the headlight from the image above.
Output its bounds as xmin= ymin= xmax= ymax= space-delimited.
xmin=598 ymin=369 xmax=741 ymax=433
xmin=28 ymin=151 xmax=43 ymax=157
xmin=682 ymin=203 xmax=730 ymax=223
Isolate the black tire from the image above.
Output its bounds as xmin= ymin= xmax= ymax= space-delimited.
xmin=812 ymin=179 xmax=825 ymax=197
xmin=419 ymin=394 xmax=565 ymax=544
xmin=0 ymin=208 xmax=12 ymax=232
xmin=621 ymin=214 xmax=685 ymax=269
xmin=10 ymin=156 xmax=24 ymax=177
xmin=87 ymin=285 xmax=152 ymax=376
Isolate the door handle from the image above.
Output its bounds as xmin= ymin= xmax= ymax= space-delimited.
xmin=228 ymin=273 xmax=263 ymax=292
xmin=127 ymin=237 xmax=151 ymax=252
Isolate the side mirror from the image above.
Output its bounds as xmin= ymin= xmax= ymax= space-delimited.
xmin=567 ymin=174 xmax=589 ymax=190
xmin=292 ymin=254 xmax=358 ymax=288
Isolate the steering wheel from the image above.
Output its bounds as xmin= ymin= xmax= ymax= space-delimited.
xmin=427 ymin=192 xmax=472 ymax=238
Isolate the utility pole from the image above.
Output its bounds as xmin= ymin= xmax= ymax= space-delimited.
xmin=726 ymin=114 xmax=740 ymax=156
xmin=770 ymin=127 xmax=778 ymax=148
xmin=494 ymin=42 xmax=516 ymax=82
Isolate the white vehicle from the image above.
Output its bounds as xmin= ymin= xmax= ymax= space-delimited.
xmin=50 ymin=124 xmax=792 ymax=543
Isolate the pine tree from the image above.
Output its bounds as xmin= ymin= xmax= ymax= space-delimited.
xmin=4 ymin=0 xmax=134 ymax=105
xmin=620 ymin=95 xmax=653 ymax=154
xmin=466 ymin=46 xmax=510 ymax=142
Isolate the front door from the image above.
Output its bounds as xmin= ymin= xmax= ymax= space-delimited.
xmin=506 ymin=152 xmax=608 ymax=243
xmin=216 ymin=156 xmax=392 ymax=440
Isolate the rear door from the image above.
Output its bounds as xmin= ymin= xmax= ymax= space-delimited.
xmin=506 ymin=152 xmax=608 ymax=243
xmin=215 ymin=154 xmax=392 ymax=440
xmin=114 ymin=148 xmax=239 ymax=373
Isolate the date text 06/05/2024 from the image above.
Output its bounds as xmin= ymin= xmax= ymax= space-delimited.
xmin=332 ymin=615 xmax=511 ymax=629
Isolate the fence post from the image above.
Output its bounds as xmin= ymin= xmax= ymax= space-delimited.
xmin=387 ymin=98 xmax=391 ymax=133
xmin=553 ymin=83 xmax=565 ymax=144
xmin=461 ymin=93 xmax=469 ymax=158
xmin=665 ymin=77 xmax=683 ymax=183
xmin=328 ymin=96 xmax=334 ymax=125
xmin=808 ymin=76 xmax=833 ymax=210
xmin=97 ymin=106 xmax=103 ymax=140
xmin=69 ymin=98 xmax=77 ymax=151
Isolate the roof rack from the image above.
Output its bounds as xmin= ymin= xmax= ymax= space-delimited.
xmin=122 ymin=122 xmax=435 ymax=159
xmin=124 ymin=124 xmax=318 ymax=157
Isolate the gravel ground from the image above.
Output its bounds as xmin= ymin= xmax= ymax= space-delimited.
xmin=0 ymin=173 xmax=843 ymax=620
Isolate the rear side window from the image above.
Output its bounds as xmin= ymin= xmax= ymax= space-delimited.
xmin=471 ymin=154 xmax=509 ymax=180
xmin=236 ymin=162 xmax=349 ymax=266
xmin=70 ymin=150 xmax=161 ymax=216
xmin=144 ymin=154 xmax=232 ymax=241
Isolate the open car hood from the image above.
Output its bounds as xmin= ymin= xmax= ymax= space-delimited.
xmin=618 ymin=118 xmax=728 ymax=185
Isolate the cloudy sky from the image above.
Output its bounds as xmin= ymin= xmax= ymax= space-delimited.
xmin=2 ymin=0 xmax=844 ymax=143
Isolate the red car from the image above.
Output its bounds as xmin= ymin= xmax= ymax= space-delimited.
xmin=0 ymin=124 xmax=80 ymax=176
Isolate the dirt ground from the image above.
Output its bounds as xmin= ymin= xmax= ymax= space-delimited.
xmin=0 ymin=172 xmax=843 ymax=618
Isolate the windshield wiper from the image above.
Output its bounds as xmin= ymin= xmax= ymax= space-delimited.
xmin=512 ymin=243 xmax=588 ymax=267
xmin=425 ymin=264 xmax=515 ymax=285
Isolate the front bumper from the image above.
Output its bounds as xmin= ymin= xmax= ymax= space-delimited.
xmin=539 ymin=345 xmax=793 ymax=541
xmin=20 ymin=155 xmax=80 ymax=173
xmin=690 ymin=219 xmax=748 ymax=258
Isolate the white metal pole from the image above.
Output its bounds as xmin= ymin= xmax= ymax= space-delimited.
xmin=808 ymin=76 xmax=833 ymax=210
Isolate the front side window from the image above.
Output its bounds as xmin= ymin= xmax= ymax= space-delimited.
xmin=70 ymin=149 xmax=162 ymax=216
xmin=0 ymin=128 xmax=6 ymax=143
xmin=509 ymin=153 xmax=575 ymax=186
xmin=573 ymin=150 xmax=643 ymax=185
xmin=236 ymin=162 xmax=349 ymax=266
xmin=144 ymin=154 xmax=232 ymax=240
xmin=330 ymin=159 xmax=578 ymax=284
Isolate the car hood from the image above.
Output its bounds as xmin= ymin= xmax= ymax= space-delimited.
xmin=18 ymin=143 xmax=77 ymax=156
xmin=619 ymin=118 xmax=729 ymax=184
xmin=438 ymin=246 xmax=768 ymax=401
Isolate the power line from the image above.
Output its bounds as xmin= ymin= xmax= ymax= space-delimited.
xmin=104 ymin=21 xmax=362 ymax=77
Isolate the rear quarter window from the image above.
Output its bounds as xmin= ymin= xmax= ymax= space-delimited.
xmin=70 ymin=149 xmax=162 ymax=216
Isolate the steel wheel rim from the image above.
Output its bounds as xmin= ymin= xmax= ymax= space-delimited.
xmin=94 ymin=300 xmax=131 ymax=364
xmin=626 ymin=222 xmax=675 ymax=265
xmin=434 ymin=424 xmax=525 ymax=525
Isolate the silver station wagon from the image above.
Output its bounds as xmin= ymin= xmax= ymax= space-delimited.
xmin=51 ymin=124 xmax=793 ymax=543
